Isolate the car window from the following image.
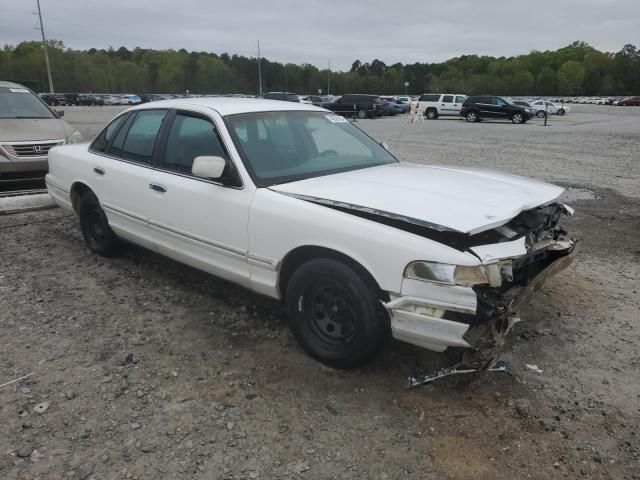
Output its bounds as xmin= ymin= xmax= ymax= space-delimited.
xmin=545 ymin=101 xmax=554 ymax=107
xmin=496 ymin=98 xmax=507 ymax=106
xmin=226 ymin=111 xmax=397 ymax=186
xmin=117 ymin=110 xmax=167 ymax=163
xmin=91 ymin=114 xmax=128 ymax=153
xmin=455 ymin=96 xmax=466 ymax=103
xmin=419 ymin=94 xmax=439 ymax=102
xmin=162 ymin=113 xmax=227 ymax=175
xmin=442 ymin=95 xmax=454 ymax=103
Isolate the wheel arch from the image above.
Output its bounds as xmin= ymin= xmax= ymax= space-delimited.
xmin=69 ymin=181 xmax=94 ymax=213
xmin=277 ymin=245 xmax=388 ymax=302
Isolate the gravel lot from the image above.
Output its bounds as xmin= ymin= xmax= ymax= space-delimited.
xmin=1 ymin=104 xmax=639 ymax=479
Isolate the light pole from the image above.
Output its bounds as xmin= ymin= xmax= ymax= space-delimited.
xmin=404 ymin=81 xmax=409 ymax=96
xmin=35 ymin=0 xmax=54 ymax=93
xmin=257 ymin=40 xmax=262 ymax=95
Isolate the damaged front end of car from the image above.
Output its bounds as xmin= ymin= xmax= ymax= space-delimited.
xmin=384 ymin=201 xmax=577 ymax=369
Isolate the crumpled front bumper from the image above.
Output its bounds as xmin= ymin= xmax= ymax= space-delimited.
xmin=385 ymin=240 xmax=577 ymax=367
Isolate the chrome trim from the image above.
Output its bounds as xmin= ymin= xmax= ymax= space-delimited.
xmin=102 ymin=202 xmax=148 ymax=224
xmin=148 ymin=220 xmax=246 ymax=259
xmin=45 ymin=176 xmax=70 ymax=194
xmin=248 ymin=253 xmax=278 ymax=270
xmin=385 ymin=295 xmax=478 ymax=314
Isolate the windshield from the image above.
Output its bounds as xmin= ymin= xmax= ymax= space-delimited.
xmin=0 ymin=87 xmax=55 ymax=119
xmin=226 ymin=111 xmax=397 ymax=186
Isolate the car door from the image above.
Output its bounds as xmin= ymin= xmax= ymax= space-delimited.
xmin=439 ymin=95 xmax=455 ymax=115
xmin=89 ymin=109 xmax=169 ymax=250
xmin=476 ymin=96 xmax=498 ymax=118
xmin=146 ymin=109 xmax=253 ymax=287
xmin=493 ymin=97 xmax=511 ymax=119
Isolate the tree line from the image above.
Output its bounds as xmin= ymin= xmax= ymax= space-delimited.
xmin=1 ymin=40 xmax=639 ymax=96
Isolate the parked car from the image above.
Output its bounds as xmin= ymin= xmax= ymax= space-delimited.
xmin=529 ymin=100 xmax=569 ymax=117
xmin=380 ymin=96 xmax=411 ymax=114
xmin=324 ymin=94 xmax=383 ymax=119
xmin=619 ymin=96 xmax=640 ymax=106
xmin=309 ymin=95 xmax=333 ymax=108
xmin=79 ymin=94 xmax=104 ymax=106
xmin=417 ymin=93 xmax=467 ymax=119
xmin=45 ymin=98 xmax=576 ymax=369
xmin=461 ymin=96 xmax=533 ymax=124
xmin=0 ymin=81 xmax=83 ymax=182
xmin=63 ymin=93 xmax=81 ymax=106
xmin=40 ymin=93 xmax=68 ymax=106
xmin=262 ymin=92 xmax=300 ymax=102
xmin=511 ymin=100 xmax=531 ymax=108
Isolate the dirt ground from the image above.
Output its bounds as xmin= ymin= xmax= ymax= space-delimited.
xmin=1 ymin=105 xmax=639 ymax=479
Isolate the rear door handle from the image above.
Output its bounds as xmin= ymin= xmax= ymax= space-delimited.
xmin=94 ymin=167 xmax=105 ymax=175
xmin=149 ymin=183 xmax=167 ymax=193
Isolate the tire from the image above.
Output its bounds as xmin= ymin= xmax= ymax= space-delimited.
xmin=465 ymin=111 xmax=479 ymax=123
xmin=557 ymin=108 xmax=565 ymax=116
xmin=536 ymin=110 xmax=545 ymax=118
xmin=425 ymin=108 xmax=438 ymax=120
xmin=357 ymin=109 xmax=367 ymax=119
xmin=285 ymin=258 xmax=389 ymax=369
xmin=511 ymin=112 xmax=525 ymax=124
xmin=79 ymin=192 xmax=117 ymax=257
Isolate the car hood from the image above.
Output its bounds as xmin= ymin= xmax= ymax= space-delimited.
xmin=0 ymin=118 xmax=72 ymax=142
xmin=270 ymin=163 xmax=564 ymax=235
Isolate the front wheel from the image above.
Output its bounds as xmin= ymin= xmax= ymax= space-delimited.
xmin=536 ymin=110 xmax=545 ymax=118
xmin=79 ymin=192 xmax=117 ymax=257
xmin=285 ymin=258 xmax=389 ymax=369
xmin=465 ymin=111 xmax=479 ymax=122
xmin=357 ymin=109 xmax=367 ymax=119
xmin=557 ymin=108 xmax=565 ymax=115
xmin=511 ymin=113 xmax=525 ymax=124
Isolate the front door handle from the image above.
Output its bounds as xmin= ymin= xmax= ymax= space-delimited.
xmin=149 ymin=183 xmax=167 ymax=193
xmin=94 ymin=167 xmax=105 ymax=175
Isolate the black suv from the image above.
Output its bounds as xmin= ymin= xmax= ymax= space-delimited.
xmin=325 ymin=94 xmax=383 ymax=119
xmin=460 ymin=96 xmax=533 ymax=124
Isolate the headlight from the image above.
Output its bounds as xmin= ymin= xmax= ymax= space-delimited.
xmin=404 ymin=261 xmax=489 ymax=287
xmin=67 ymin=130 xmax=83 ymax=144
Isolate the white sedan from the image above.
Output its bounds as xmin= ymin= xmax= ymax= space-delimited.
xmin=529 ymin=100 xmax=570 ymax=117
xmin=46 ymin=98 xmax=576 ymax=369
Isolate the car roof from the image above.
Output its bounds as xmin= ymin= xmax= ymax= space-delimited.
xmin=127 ymin=97 xmax=327 ymax=116
xmin=0 ymin=80 xmax=27 ymax=89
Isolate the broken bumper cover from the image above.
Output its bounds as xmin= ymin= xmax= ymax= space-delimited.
xmin=385 ymin=240 xmax=577 ymax=367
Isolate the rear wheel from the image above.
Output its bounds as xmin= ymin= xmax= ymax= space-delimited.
xmin=465 ymin=111 xmax=479 ymax=122
xmin=511 ymin=112 xmax=525 ymax=124
xmin=557 ymin=108 xmax=565 ymax=116
xmin=425 ymin=108 xmax=438 ymax=120
xmin=285 ymin=258 xmax=388 ymax=369
xmin=357 ymin=109 xmax=367 ymax=119
xmin=79 ymin=192 xmax=117 ymax=257
xmin=536 ymin=110 xmax=545 ymax=118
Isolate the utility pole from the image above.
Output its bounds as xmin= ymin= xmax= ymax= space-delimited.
xmin=35 ymin=0 xmax=54 ymax=93
xmin=327 ymin=58 xmax=331 ymax=96
xmin=257 ymin=40 xmax=262 ymax=95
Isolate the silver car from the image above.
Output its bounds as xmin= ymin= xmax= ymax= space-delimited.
xmin=0 ymin=81 xmax=83 ymax=182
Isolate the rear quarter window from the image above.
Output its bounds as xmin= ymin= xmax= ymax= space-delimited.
xmin=419 ymin=94 xmax=440 ymax=102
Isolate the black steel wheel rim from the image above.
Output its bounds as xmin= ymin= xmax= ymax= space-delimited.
xmin=304 ymin=279 xmax=357 ymax=348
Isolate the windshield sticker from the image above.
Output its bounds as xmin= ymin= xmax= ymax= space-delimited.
xmin=325 ymin=114 xmax=348 ymax=123
xmin=10 ymin=88 xmax=30 ymax=93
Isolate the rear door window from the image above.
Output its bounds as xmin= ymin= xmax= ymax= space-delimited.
xmin=442 ymin=95 xmax=454 ymax=103
xmin=91 ymin=114 xmax=128 ymax=153
xmin=117 ymin=110 xmax=167 ymax=163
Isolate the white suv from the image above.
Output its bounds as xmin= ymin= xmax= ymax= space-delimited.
xmin=418 ymin=93 xmax=467 ymax=119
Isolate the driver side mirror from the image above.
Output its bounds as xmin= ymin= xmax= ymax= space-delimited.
xmin=192 ymin=155 xmax=226 ymax=180
xmin=55 ymin=109 xmax=65 ymax=117
xmin=380 ymin=141 xmax=390 ymax=151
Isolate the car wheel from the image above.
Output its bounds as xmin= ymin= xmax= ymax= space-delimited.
xmin=285 ymin=258 xmax=389 ymax=369
xmin=79 ymin=192 xmax=117 ymax=257
xmin=511 ymin=113 xmax=525 ymax=124
xmin=536 ymin=110 xmax=545 ymax=118
xmin=557 ymin=109 xmax=565 ymax=115
xmin=465 ymin=111 xmax=479 ymax=122
xmin=357 ymin=109 xmax=367 ymax=119
xmin=425 ymin=108 xmax=438 ymax=120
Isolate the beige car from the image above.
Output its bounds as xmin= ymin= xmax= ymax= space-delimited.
xmin=0 ymin=81 xmax=83 ymax=183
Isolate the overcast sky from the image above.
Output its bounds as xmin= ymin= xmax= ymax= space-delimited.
xmin=2 ymin=0 xmax=639 ymax=70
